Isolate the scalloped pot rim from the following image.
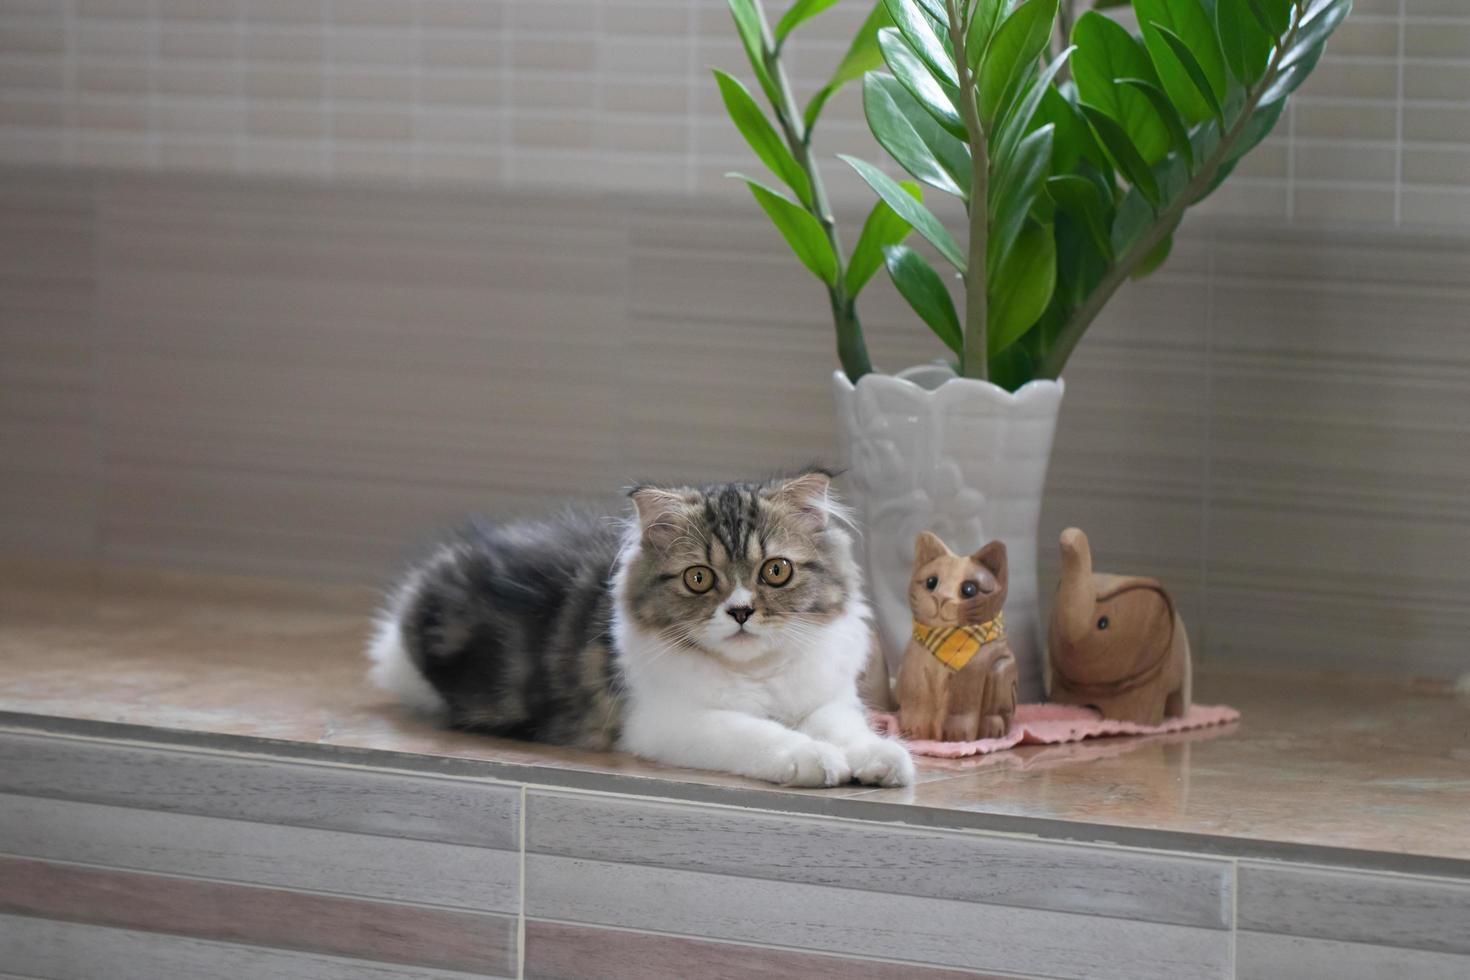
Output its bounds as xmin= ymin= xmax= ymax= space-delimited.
xmin=831 ymin=368 xmax=1065 ymax=406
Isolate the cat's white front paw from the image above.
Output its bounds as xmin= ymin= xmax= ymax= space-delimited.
xmin=771 ymin=740 xmax=851 ymax=787
xmin=847 ymin=738 xmax=915 ymax=787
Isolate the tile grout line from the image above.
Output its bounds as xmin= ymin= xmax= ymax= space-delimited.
xmin=61 ymin=0 xmax=76 ymax=166
xmin=1284 ymin=100 xmax=1297 ymax=221
xmin=1200 ymin=228 xmax=1217 ymax=661
xmin=1394 ymin=0 xmax=1406 ymax=226
xmin=686 ymin=0 xmax=697 ymax=196
xmin=499 ymin=1 xmax=512 ymax=186
xmin=146 ymin=0 xmax=160 ymax=168
xmin=1230 ymin=857 xmax=1239 ymax=978
xmin=231 ymin=0 xmax=245 ymax=176
xmin=518 ymin=782 xmax=527 ymax=980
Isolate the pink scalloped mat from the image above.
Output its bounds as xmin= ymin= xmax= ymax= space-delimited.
xmin=872 ymin=702 xmax=1240 ymax=758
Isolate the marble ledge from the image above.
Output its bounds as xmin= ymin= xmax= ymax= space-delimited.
xmin=1 ymin=558 xmax=1468 ymax=877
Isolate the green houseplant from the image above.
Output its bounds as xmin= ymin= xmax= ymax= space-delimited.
xmin=717 ymin=0 xmax=1349 ymax=697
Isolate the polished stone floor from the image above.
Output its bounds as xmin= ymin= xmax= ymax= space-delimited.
xmin=3 ymin=559 xmax=1467 ymax=863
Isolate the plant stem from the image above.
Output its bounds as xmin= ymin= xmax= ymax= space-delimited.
xmin=1037 ymin=2 xmax=1306 ymax=380
xmin=760 ymin=16 xmax=873 ymax=382
xmin=948 ymin=0 xmax=989 ymax=381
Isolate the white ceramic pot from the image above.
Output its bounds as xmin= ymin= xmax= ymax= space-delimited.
xmin=833 ymin=365 xmax=1065 ymax=702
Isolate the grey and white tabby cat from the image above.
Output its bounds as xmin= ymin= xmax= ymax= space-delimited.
xmin=368 ymin=470 xmax=913 ymax=787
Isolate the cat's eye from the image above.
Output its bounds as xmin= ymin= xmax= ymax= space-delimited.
xmin=960 ymin=581 xmax=979 ymax=598
xmin=1097 ymin=616 xmax=1109 ymax=630
xmin=682 ymin=566 xmax=716 ymax=594
xmin=759 ymin=557 xmax=793 ymax=587
xmin=924 ymin=576 xmax=938 ymax=591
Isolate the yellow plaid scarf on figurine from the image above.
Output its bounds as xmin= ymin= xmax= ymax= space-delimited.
xmin=911 ymin=613 xmax=1006 ymax=671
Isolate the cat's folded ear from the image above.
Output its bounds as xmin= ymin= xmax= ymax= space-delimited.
xmin=913 ymin=531 xmax=951 ymax=568
xmin=765 ymin=470 xmax=841 ymax=532
xmin=628 ymin=486 xmax=697 ymax=550
xmin=972 ymin=540 xmax=1008 ymax=583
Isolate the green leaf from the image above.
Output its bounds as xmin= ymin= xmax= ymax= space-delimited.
xmin=712 ymin=70 xmax=812 ymax=207
xmin=846 ymin=181 xmax=923 ymax=294
xmin=1110 ymin=187 xmax=1154 ymax=257
xmin=1038 ymin=85 xmax=1108 ymax=175
xmin=883 ymin=244 xmax=962 ymax=355
xmin=1258 ymin=39 xmax=1325 ymax=106
xmin=1071 ymin=12 xmax=1170 ymax=165
xmin=1216 ymin=0 xmax=1273 ymax=85
xmin=841 ymin=154 xmax=966 ymax=270
xmin=989 ymin=124 xmax=1054 ymax=279
xmin=1153 ymin=23 xmax=1226 ymax=124
xmin=977 ymin=0 xmax=1060 ymax=129
xmin=992 ymin=48 xmax=1074 ymax=179
xmin=1080 ymin=104 xmax=1160 ymax=204
xmin=966 ymin=0 xmax=1006 ymax=69
xmin=1046 ymin=173 xmax=1113 ymax=258
xmin=726 ymin=0 xmax=781 ymax=109
xmin=775 ymin=0 xmax=842 ymax=43
xmin=864 ymin=73 xmax=971 ymax=198
xmin=1131 ymin=227 xmax=1174 ymax=279
xmin=912 ymin=0 xmax=949 ymax=21
xmin=1245 ymin=0 xmax=1293 ymax=36
xmin=879 ymin=27 xmax=969 ymax=138
xmin=1280 ymin=0 xmax=1352 ymax=71
xmin=988 ymin=219 xmax=1056 ymax=356
xmin=988 ymin=342 xmax=1037 ymax=392
xmin=1053 ymin=210 xmax=1110 ymax=307
xmin=1117 ymin=77 xmax=1194 ymax=170
xmin=1225 ymin=97 xmax=1285 ymax=165
xmin=1133 ymin=0 xmax=1229 ymax=126
xmin=883 ymin=0 xmax=958 ymax=86
xmin=731 ymin=174 xmax=838 ymax=285
xmin=805 ymin=2 xmax=894 ymax=131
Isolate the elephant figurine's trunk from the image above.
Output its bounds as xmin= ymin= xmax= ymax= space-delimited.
xmin=1054 ymin=527 xmax=1095 ymax=649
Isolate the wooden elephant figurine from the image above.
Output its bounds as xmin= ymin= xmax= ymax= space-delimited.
xmin=1048 ymin=527 xmax=1192 ymax=725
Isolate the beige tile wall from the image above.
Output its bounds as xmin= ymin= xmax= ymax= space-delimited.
xmin=0 ymin=1 xmax=1466 ymax=227
xmin=2 ymin=167 xmax=1467 ymax=681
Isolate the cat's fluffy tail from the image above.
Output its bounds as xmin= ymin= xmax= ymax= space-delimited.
xmin=366 ymin=577 xmax=448 ymax=715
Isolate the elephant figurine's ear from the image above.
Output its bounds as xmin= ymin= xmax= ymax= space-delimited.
xmin=913 ymin=531 xmax=950 ymax=568
xmin=972 ymin=540 xmax=1008 ymax=584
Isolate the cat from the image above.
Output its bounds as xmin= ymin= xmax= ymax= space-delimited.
xmin=896 ymin=532 xmax=1018 ymax=742
xmin=367 ymin=470 xmax=914 ymax=788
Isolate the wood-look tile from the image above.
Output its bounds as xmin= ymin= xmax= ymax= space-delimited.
xmin=1238 ymin=861 xmax=1470 ymax=955
xmin=0 ymin=794 xmax=520 ymax=912
xmin=1236 ymin=932 xmax=1470 ymax=980
xmin=0 ymin=173 xmax=100 ymax=556
xmin=0 ymin=856 xmax=518 ymax=974
xmin=0 ymin=914 xmax=502 ymax=980
xmin=524 ymin=855 xmax=1231 ymax=980
xmin=91 ymin=177 xmax=630 ymax=577
xmin=0 ymin=733 xmax=520 ymax=848
xmin=523 ymin=919 xmax=1016 ymax=980
xmin=527 ymin=791 xmax=1232 ymax=929
xmin=1201 ymin=581 xmax=1470 ymax=679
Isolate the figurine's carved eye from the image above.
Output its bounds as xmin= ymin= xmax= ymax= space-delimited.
xmin=924 ymin=575 xmax=939 ymax=591
xmin=1097 ymin=615 xmax=1110 ymax=630
xmin=759 ymin=557 xmax=793 ymax=587
xmin=683 ymin=566 xmax=716 ymax=594
xmin=960 ymin=581 xmax=979 ymax=598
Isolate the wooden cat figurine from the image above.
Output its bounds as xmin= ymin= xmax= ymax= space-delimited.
xmin=897 ymin=532 xmax=1019 ymax=741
